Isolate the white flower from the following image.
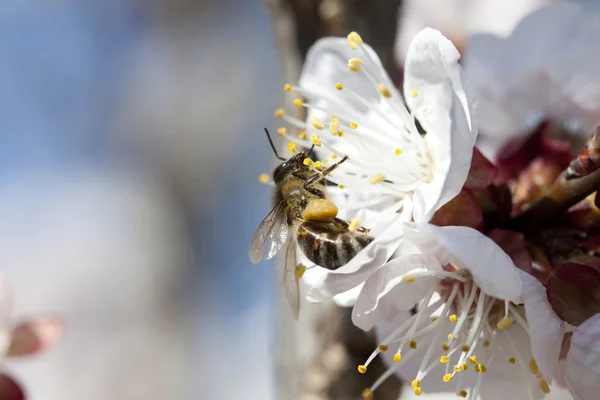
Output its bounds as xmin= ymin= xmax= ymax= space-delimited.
xmin=464 ymin=2 xmax=600 ymax=160
xmin=352 ymin=223 xmax=554 ymax=400
xmin=279 ymin=28 xmax=477 ymax=304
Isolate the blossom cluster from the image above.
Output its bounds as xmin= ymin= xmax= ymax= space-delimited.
xmin=266 ymin=2 xmax=600 ymax=400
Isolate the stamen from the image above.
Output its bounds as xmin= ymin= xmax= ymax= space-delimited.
xmin=329 ymin=117 xmax=340 ymax=135
xmin=349 ymin=122 xmax=358 ymax=129
xmin=348 ymin=57 xmax=363 ymax=72
xmin=378 ymin=344 xmax=388 ymax=352
xmin=369 ymin=173 xmax=386 ymax=184
xmin=409 ymin=340 xmax=417 ymax=349
xmin=311 ymin=117 xmax=325 ymax=130
xmin=440 ymin=356 xmax=450 ymax=364
xmin=483 ymin=340 xmax=490 ymax=347
xmin=293 ymin=98 xmax=303 ymax=107
xmin=335 ymin=82 xmax=343 ymax=90
xmin=303 ymin=158 xmax=313 ymax=166
xmin=295 ymin=264 xmax=307 ymax=279
xmin=503 ymin=331 xmax=535 ymax=399
xmin=413 ymin=388 xmax=422 ymax=396
xmin=361 ymin=388 xmax=373 ymax=400
xmin=393 ymin=353 xmax=401 ymax=363
xmin=377 ymin=83 xmax=392 ymax=98
xmin=259 ymin=174 xmax=269 ymax=183
xmin=299 ymin=131 xmax=307 ymax=140
xmin=274 ymin=108 xmax=285 ymax=117
xmin=358 ymin=365 xmax=367 ymax=374
xmin=395 ymin=148 xmax=402 ymax=156
xmin=528 ymin=359 xmax=539 ymax=375
xmin=497 ymin=316 xmax=514 ymax=330
xmin=287 ymin=142 xmax=297 ymax=153
xmin=412 ymin=379 xmax=420 ymax=388
xmin=284 ymin=84 xmax=292 ymax=92
xmin=449 ymin=314 xmax=458 ymax=323
xmin=539 ymin=378 xmax=551 ymax=394
xmin=331 ymin=153 xmax=337 ymax=159
xmin=278 ymin=127 xmax=287 ymax=135
xmin=443 ymin=374 xmax=453 ymax=382
xmin=347 ymin=32 xmax=363 ymax=49
xmin=458 ymin=390 xmax=467 ymax=398
xmin=314 ymin=161 xmax=323 ymax=170
xmin=411 ymin=89 xmax=418 ymax=98
xmin=311 ymin=133 xmax=321 ymax=147
xmin=508 ymin=357 xmax=516 ymax=364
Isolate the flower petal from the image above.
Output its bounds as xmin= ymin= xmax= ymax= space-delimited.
xmin=305 ymin=212 xmax=405 ymax=303
xmin=566 ymin=313 xmax=600 ymax=400
xmin=406 ymin=223 xmax=523 ymax=302
xmin=332 ymin=283 xmax=363 ymax=308
xmin=352 ymin=254 xmax=442 ymax=331
xmin=8 ymin=315 xmax=64 ymax=357
xmin=404 ymin=28 xmax=477 ymax=221
xmin=0 ymin=374 xmax=24 ymax=400
xmin=520 ymin=271 xmax=564 ymax=381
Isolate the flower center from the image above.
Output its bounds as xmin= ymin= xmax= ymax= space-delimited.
xmin=357 ymin=268 xmax=549 ymax=399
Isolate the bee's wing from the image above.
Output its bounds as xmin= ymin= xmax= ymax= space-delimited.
xmin=283 ymin=237 xmax=300 ymax=320
xmin=249 ymin=200 xmax=289 ymax=263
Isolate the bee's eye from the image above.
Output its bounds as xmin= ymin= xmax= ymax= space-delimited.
xmin=273 ymin=162 xmax=287 ymax=183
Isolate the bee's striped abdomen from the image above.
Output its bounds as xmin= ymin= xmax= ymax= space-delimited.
xmin=297 ymin=221 xmax=373 ymax=270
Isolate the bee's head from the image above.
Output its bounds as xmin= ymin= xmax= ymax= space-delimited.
xmin=273 ymin=152 xmax=308 ymax=184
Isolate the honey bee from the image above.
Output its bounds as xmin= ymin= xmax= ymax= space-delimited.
xmin=250 ymin=130 xmax=373 ymax=318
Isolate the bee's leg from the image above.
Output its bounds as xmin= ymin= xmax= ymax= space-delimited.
xmin=303 ymin=155 xmax=349 ymax=190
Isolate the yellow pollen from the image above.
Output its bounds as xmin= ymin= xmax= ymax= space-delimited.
xmin=311 ymin=117 xmax=325 ymax=130
xmin=338 ymin=184 xmax=345 ymax=189
xmin=299 ymin=131 xmax=307 ymax=140
xmin=329 ymin=120 xmax=340 ymax=135
xmin=361 ymin=388 xmax=373 ymax=400
xmin=274 ymin=108 xmax=285 ymax=117
xmin=461 ymin=346 xmax=469 ymax=352
xmin=322 ymin=158 xmax=329 ymax=164
xmin=394 ymin=148 xmax=402 ymax=156
xmin=431 ymin=317 xmax=438 ymax=322
xmin=331 ymin=154 xmax=337 ymax=159
xmin=349 ymin=121 xmax=358 ymax=129
xmin=458 ymin=390 xmax=468 ymax=398
xmin=461 ymin=363 xmax=468 ymax=371
xmin=335 ymin=82 xmax=343 ymax=90
xmin=449 ymin=315 xmax=458 ymax=323
xmin=303 ymin=158 xmax=313 ymax=166
xmin=409 ymin=340 xmax=417 ymax=349
xmin=377 ymin=84 xmax=392 ymax=98
xmin=314 ymin=161 xmax=323 ymax=170
xmin=338 ymin=130 xmax=345 ymax=137
xmin=293 ymin=98 xmax=303 ymax=107
xmin=483 ymin=340 xmax=490 ymax=348
xmin=402 ymin=274 xmax=417 ymax=283
xmin=347 ymin=31 xmax=364 ymax=49
xmin=369 ymin=173 xmax=386 ymax=184
xmin=539 ymin=378 xmax=551 ymax=394
xmin=469 ymin=356 xmax=477 ymax=364
xmin=348 ymin=57 xmax=363 ymax=72
xmin=284 ymin=83 xmax=292 ymax=92
xmin=379 ymin=344 xmax=388 ymax=352
xmin=278 ymin=127 xmax=287 ymax=136
xmin=295 ymin=264 xmax=307 ymax=279
xmin=413 ymin=388 xmax=422 ymax=396
xmin=443 ymin=374 xmax=453 ymax=382
xmin=348 ymin=219 xmax=360 ymax=232
xmin=357 ymin=365 xmax=367 ymax=374
xmin=497 ymin=316 xmax=514 ymax=330
xmin=287 ymin=142 xmax=296 ymax=153
xmin=411 ymin=380 xmax=420 ymax=388
xmin=529 ymin=359 xmax=539 ymax=375
xmin=311 ymin=133 xmax=321 ymax=147
xmin=447 ymin=334 xmax=454 ymax=340
xmin=440 ymin=356 xmax=449 ymax=364
xmin=393 ymin=353 xmax=401 ymax=363
xmin=478 ymin=364 xmax=486 ymax=373
xmin=473 ymin=364 xmax=480 ymax=372
xmin=259 ymin=174 xmax=269 ymax=184
xmin=442 ymin=344 xmax=450 ymax=351
xmin=411 ymin=89 xmax=418 ymax=98
xmin=453 ymin=365 xmax=460 ymax=373
xmin=508 ymin=357 xmax=516 ymax=364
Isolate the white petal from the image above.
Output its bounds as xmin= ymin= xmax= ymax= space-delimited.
xmin=565 ymin=313 xmax=600 ymax=400
xmin=520 ymin=270 xmax=565 ymax=381
xmin=465 ymin=2 xmax=600 ymax=148
xmin=332 ymin=283 xmax=363 ymax=308
xmin=305 ymin=213 xmax=405 ymax=303
xmin=352 ymin=254 xmax=442 ymax=331
xmin=406 ymin=223 xmax=523 ymax=302
xmin=403 ymin=28 xmax=477 ymax=221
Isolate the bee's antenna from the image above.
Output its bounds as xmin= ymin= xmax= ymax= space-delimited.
xmin=264 ymin=128 xmax=287 ymax=161
xmin=307 ymin=144 xmax=315 ymax=158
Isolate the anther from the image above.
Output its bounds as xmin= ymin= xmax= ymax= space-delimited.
xmin=295 ymin=264 xmax=307 ymax=279
xmin=440 ymin=356 xmax=449 ymax=364
xmin=529 ymin=359 xmax=539 ymax=375
xmin=497 ymin=316 xmax=514 ymax=330
xmin=278 ymin=127 xmax=287 ymax=135
xmin=453 ymin=365 xmax=460 ymax=373
xmin=338 ymin=131 xmax=345 ymax=137
xmin=442 ymin=344 xmax=450 ymax=351
xmin=409 ymin=340 xmax=417 ymax=349
xmin=338 ymin=184 xmax=345 ymax=189
xmin=508 ymin=357 xmax=516 ymax=364
xmin=331 ymin=154 xmax=337 ymax=159
xmin=483 ymin=340 xmax=490 ymax=348
xmin=369 ymin=173 xmax=386 ymax=184
xmin=461 ymin=346 xmax=469 ymax=352
xmin=287 ymin=142 xmax=296 ymax=153
xmin=293 ymin=98 xmax=303 ymax=107
xmin=274 ymin=108 xmax=285 ymax=117
xmin=311 ymin=117 xmax=325 ymax=130
xmin=311 ymin=133 xmax=321 ymax=147
xmin=314 ymin=161 xmax=323 ymax=170
xmin=394 ymin=148 xmax=402 ymax=156
xmin=443 ymin=374 xmax=453 ymax=382
xmin=335 ymin=82 xmax=343 ymax=90
xmin=322 ymin=158 xmax=329 ymax=164
xmin=449 ymin=314 xmax=458 ymax=323
xmin=477 ymin=364 xmax=486 ymax=373
xmin=474 ymin=364 xmax=480 ymax=372
xmin=284 ymin=84 xmax=292 ymax=92
xmin=347 ymin=32 xmax=363 ymax=49
xmin=329 ymin=119 xmax=340 ymax=135
xmin=299 ymin=131 xmax=307 ymax=140
xmin=358 ymin=365 xmax=367 ymax=374
xmin=411 ymin=89 xmax=418 ymax=98
xmin=431 ymin=317 xmax=438 ymax=322
xmin=458 ymin=390 xmax=467 ymax=398
xmin=461 ymin=363 xmax=468 ymax=371
xmin=348 ymin=57 xmax=363 ymax=72
xmin=259 ymin=174 xmax=269 ymax=183
xmin=538 ymin=379 xmax=550 ymax=394
xmin=377 ymin=84 xmax=392 ymax=98
xmin=393 ymin=353 xmax=402 ymax=363
xmin=361 ymin=388 xmax=373 ymax=400
xmin=348 ymin=219 xmax=360 ymax=232
xmin=447 ymin=334 xmax=453 ymax=340
xmin=379 ymin=344 xmax=388 ymax=352
xmin=349 ymin=122 xmax=358 ymax=129
xmin=402 ymin=275 xmax=417 ymax=283
xmin=411 ymin=380 xmax=420 ymax=388
xmin=469 ymin=356 xmax=477 ymax=364
xmin=303 ymin=158 xmax=313 ymax=166
xmin=413 ymin=388 xmax=422 ymax=396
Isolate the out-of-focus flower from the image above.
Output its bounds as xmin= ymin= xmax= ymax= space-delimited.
xmin=352 ymin=223 xmax=557 ymax=400
xmin=0 ymin=276 xmax=63 ymax=399
xmin=464 ymin=2 xmax=600 ymax=161
xmin=278 ymin=28 xmax=476 ymax=304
